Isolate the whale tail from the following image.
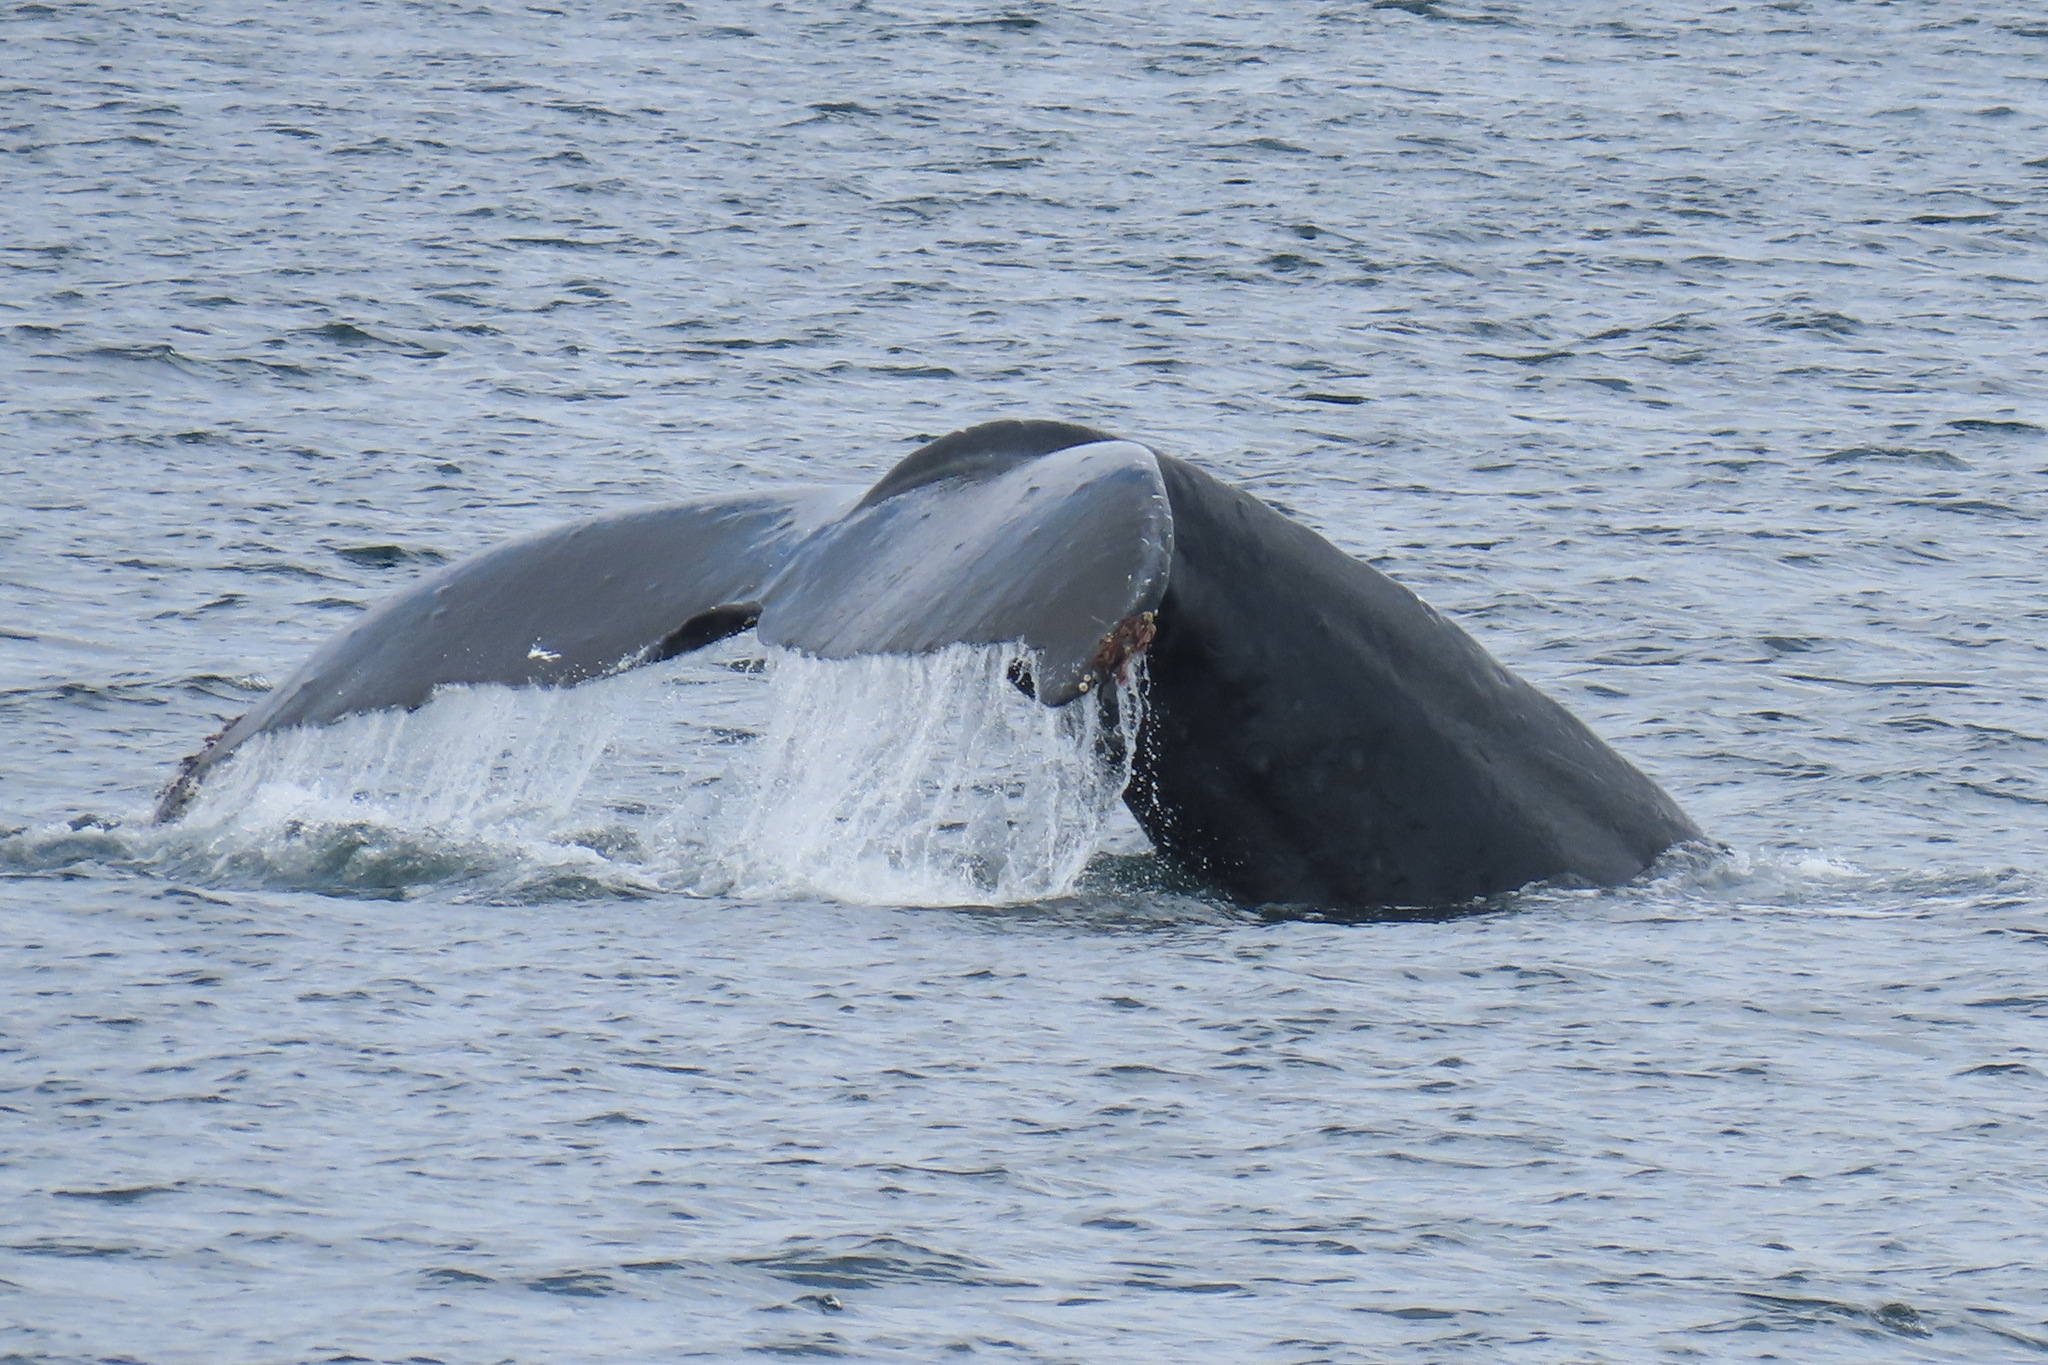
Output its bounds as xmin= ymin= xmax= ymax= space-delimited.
xmin=155 ymin=422 xmax=1173 ymax=822
xmin=158 ymin=420 xmax=1700 ymax=912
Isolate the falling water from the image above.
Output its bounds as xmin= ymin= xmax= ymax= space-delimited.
xmin=711 ymin=644 xmax=1144 ymax=905
xmin=151 ymin=681 xmax=631 ymax=897
xmin=129 ymin=644 xmax=1145 ymax=905
xmin=173 ymin=683 xmax=620 ymax=837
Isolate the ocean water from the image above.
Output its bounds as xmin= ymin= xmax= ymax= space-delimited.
xmin=4 ymin=0 xmax=2047 ymax=1360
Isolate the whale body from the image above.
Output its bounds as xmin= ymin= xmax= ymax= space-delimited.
xmin=158 ymin=420 xmax=1702 ymax=910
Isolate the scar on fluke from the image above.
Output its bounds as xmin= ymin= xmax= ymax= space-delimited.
xmin=1089 ymin=611 xmax=1156 ymax=685
xmin=158 ymin=419 xmax=1702 ymax=912
xmin=157 ymin=717 xmax=240 ymax=824
xmin=1006 ymin=611 xmax=1155 ymax=700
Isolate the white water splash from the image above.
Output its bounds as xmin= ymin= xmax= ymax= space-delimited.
xmin=709 ymin=644 xmax=1143 ymax=906
xmin=153 ymin=681 xmax=638 ymax=896
xmin=145 ymin=643 xmax=1145 ymax=905
xmin=175 ymin=682 xmax=623 ymax=838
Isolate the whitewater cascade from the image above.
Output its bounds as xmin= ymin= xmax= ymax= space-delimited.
xmin=159 ymin=644 xmax=1143 ymax=905
xmin=712 ymin=644 xmax=1142 ymax=905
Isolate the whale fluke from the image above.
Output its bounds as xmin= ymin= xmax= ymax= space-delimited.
xmin=760 ymin=431 xmax=1172 ymax=704
xmin=154 ymin=489 xmax=859 ymax=821
xmin=157 ymin=419 xmax=1703 ymax=912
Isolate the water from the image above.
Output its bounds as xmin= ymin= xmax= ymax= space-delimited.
xmin=4 ymin=0 xmax=2047 ymax=1359
xmin=717 ymin=646 xmax=1141 ymax=905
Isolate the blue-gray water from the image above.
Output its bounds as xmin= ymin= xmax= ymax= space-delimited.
xmin=4 ymin=1 xmax=2047 ymax=1360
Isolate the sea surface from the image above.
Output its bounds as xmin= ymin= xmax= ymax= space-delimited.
xmin=4 ymin=1 xmax=2047 ymax=1360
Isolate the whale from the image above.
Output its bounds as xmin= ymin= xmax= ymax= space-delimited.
xmin=157 ymin=419 xmax=1702 ymax=910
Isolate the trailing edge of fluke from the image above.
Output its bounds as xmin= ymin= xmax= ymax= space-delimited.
xmin=157 ymin=419 xmax=1704 ymax=911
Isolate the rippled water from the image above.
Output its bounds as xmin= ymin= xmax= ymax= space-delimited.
xmin=4 ymin=0 xmax=2047 ymax=1359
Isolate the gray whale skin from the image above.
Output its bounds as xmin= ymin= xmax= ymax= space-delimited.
xmin=159 ymin=420 xmax=1702 ymax=912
